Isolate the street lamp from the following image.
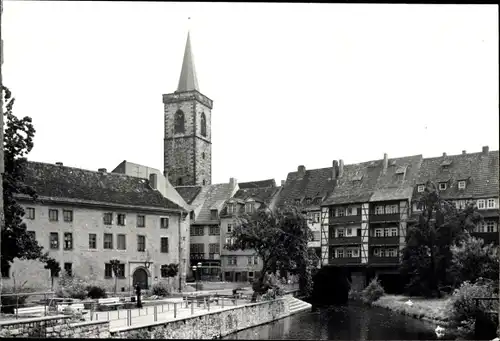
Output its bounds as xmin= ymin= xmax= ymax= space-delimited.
xmin=192 ymin=265 xmax=197 ymax=291
xmin=197 ymin=262 xmax=202 ymax=290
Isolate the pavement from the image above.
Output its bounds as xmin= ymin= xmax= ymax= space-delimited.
xmin=86 ymin=296 xmax=250 ymax=331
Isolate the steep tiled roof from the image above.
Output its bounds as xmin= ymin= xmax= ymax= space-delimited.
xmin=277 ymin=167 xmax=336 ymax=210
xmin=220 ymin=186 xmax=281 ymax=216
xmin=21 ymin=161 xmax=184 ymax=211
xmin=238 ymin=179 xmax=276 ymax=189
xmin=323 ymin=161 xmax=382 ymax=206
xmin=175 ymin=186 xmax=202 ymax=205
xmin=191 ymin=183 xmax=236 ymax=225
xmin=370 ymin=155 xmax=423 ymax=202
xmin=413 ymin=150 xmax=499 ymax=200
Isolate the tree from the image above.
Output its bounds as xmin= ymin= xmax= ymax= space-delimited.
xmin=400 ymin=181 xmax=482 ymax=297
xmin=161 ymin=263 xmax=179 ymax=290
xmin=449 ymin=236 xmax=499 ymax=285
xmin=1 ymin=86 xmax=44 ymax=274
xmin=110 ymin=259 xmax=121 ymax=295
xmin=43 ymin=256 xmax=61 ymax=290
xmin=226 ymin=206 xmax=313 ymax=302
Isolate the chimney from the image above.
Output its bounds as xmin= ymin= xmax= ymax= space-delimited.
xmin=482 ymin=146 xmax=489 ymax=155
xmin=229 ymin=177 xmax=237 ymax=188
xmin=281 ymin=180 xmax=285 ymax=186
xmin=332 ymin=160 xmax=339 ymax=180
xmin=297 ymin=165 xmax=306 ymax=177
xmin=443 ymin=152 xmax=447 ymax=157
xmin=462 ymin=150 xmax=466 ymax=155
xmin=383 ymin=153 xmax=388 ymax=173
xmin=98 ymin=168 xmax=107 ymax=173
xmin=55 ymin=162 xmax=63 ymax=166
xmin=149 ymin=173 xmax=158 ymax=190
xmin=338 ymin=160 xmax=344 ymax=178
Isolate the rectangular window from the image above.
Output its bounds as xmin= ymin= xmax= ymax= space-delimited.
xmin=89 ymin=234 xmax=97 ymax=249
xmin=227 ymin=224 xmax=232 ymax=233
xmin=116 ymin=264 xmax=125 ymax=278
xmin=117 ymin=234 xmax=126 ymax=250
xmin=487 ymin=221 xmax=497 ymax=233
xmin=228 ymin=204 xmax=235 ymax=214
xmin=245 ymin=203 xmax=254 ymax=214
xmin=228 ymin=256 xmax=237 ymax=266
xmin=313 ymin=231 xmax=321 ymax=241
xmin=346 ymin=249 xmax=353 ymax=258
xmin=26 ymin=207 xmax=35 ymax=220
xmin=384 ymin=228 xmax=390 ymax=237
xmin=161 ymin=237 xmax=169 ymax=253
xmin=390 ymin=227 xmax=398 ymax=237
xmin=374 ymin=206 xmax=384 ymax=215
xmin=254 ymin=256 xmax=259 ymax=265
xmin=380 ymin=249 xmax=387 ymax=257
xmin=248 ymin=256 xmax=252 ymax=265
xmin=487 ymin=199 xmax=496 ymax=209
xmin=337 ymin=229 xmax=345 ymax=237
xmin=439 ymin=182 xmax=447 ymax=190
xmin=209 ymin=226 xmax=220 ymax=235
xmin=117 ymin=213 xmax=126 ymax=226
xmin=103 ymin=212 xmax=113 ymax=225
xmin=210 ymin=210 xmax=218 ymax=220
xmin=160 ymin=217 xmax=169 ymax=229
xmin=63 ymin=210 xmax=73 ymax=222
xmin=352 ymin=248 xmax=359 ymax=257
xmin=346 ymin=207 xmax=352 ymax=216
xmin=373 ymin=248 xmax=380 ymax=256
xmin=346 ymin=228 xmax=352 ymax=236
xmin=337 ymin=208 xmax=345 ymax=217
xmin=313 ymin=213 xmax=320 ymax=223
xmin=104 ymin=263 xmax=112 ymax=278
xmin=417 ymin=185 xmax=425 ymax=193
xmin=458 ymin=181 xmax=466 ymax=189
xmin=63 ymin=232 xmax=73 ymax=250
xmin=50 ymin=232 xmax=59 ymax=249
xmin=357 ymin=229 xmax=362 ymax=237
xmin=209 ymin=243 xmax=219 ymax=254
xmin=388 ymin=248 xmax=397 ymax=257
xmin=137 ymin=215 xmax=145 ymax=227
xmin=49 ymin=209 xmax=58 ymax=222
xmin=64 ymin=262 xmax=72 ymax=277
xmin=336 ymin=249 xmax=344 ymax=258
xmin=103 ymin=233 xmax=113 ymax=249
xmin=477 ymin=199 xmax=486 ymax=209
xmin=137 ymin=235 xmax=146 ymax=252
xmin=375 ymin=228 xmax=383 ymax=237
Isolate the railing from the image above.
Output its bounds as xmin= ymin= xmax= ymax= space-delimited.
xmin=87 ymin=294 xmax=252 ymax=328
xmin=0 ymin=291 xmax=56 ymax=319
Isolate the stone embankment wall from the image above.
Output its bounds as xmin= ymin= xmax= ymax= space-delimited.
xmin=111 ymin=297 xmax=289 ymax=339
xmin=0 ymin=315 xmax=110 ymax=338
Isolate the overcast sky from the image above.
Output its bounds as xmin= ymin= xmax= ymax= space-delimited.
xmin=3 ymin=2 xmax=498 ymax=185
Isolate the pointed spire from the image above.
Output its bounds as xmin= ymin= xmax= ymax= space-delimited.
xmin=177 ymin=31 xmax=199 ymax=92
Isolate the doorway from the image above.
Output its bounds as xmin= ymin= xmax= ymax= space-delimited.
xmin=133 ymin=268 xmax=149 ymax=289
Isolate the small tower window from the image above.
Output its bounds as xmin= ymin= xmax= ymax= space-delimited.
xmin=201 ymin=112 xmax=207 ymax=137
xmin=439 ymin=182 xmax=447 ymax=191
xmin=174 ymin=110 xmax=185 ymax=134
xmin=458 ymin=181 xmax=466 ymax=189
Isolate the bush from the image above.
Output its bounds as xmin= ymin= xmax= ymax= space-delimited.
xmin=450 ymin=279 xmax=498 ymax=337
xmin=56 ymin=273 xmax=88 ymax=300
xmin=348 ymin=289 xmax=362 ymax=301
xmin=87 ymin=286 xmax=107 ymax=299
xmin=151 ymin=282 xmax=171 ymax=297
xmin=361 ymin=277 xmax=385 ymax=305
xmin=0 ymin=286 xmax=36 ymax=313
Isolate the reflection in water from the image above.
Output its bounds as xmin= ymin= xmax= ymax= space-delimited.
xmin=224 ymin=303 xmax=455 ymax=340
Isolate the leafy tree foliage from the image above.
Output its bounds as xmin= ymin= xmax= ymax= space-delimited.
xmin=44 ymin=257 xmax=61 ymax=290
xmin=399 ymin=181 xmax=482 ymax=297
xmin=161 ymin=263 xmax=179 ymax=288
xmin=1 ymin=86 xmax=46 ymax=274
xmin=226 ymin=206 xmax=313 ymax=301
xmin=449 ymin=236 xmax=499 ymax=285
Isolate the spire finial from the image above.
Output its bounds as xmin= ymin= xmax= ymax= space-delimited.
xmin=176 ymin=21 xmax=199 ymax=93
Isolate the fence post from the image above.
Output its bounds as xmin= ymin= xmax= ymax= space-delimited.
xmin=191 ymin=299 xmax=194 ymax=315
xmin=127 ymin=309 xmax=131 ymax=326
xmin=174 ymin=302 xmax=177 ymax=318
xmin=222 ymin=297 xmax=224 ymax=308
xmin=15 ymin=294 xmax=19 ymax=319
xmin=118 ymin=308 xmax=120 ymax=320
xmin=207 ymin=298 xmax=210 ymax=312
xmin=107 ymin=311 xmax=110 ymax=321
xmin=154 ymin=305 xmax=158 ymax=322
xmin=185 ymin=298 xmax=188 ymax=308
xmin=44 ymin=293 xmax=47 ymax=316
xmin=204 ymin=297 xmax=207 ymax=310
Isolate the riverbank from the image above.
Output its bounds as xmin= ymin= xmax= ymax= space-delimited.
xmin=371 ymin=294 xmax=452 ymax=326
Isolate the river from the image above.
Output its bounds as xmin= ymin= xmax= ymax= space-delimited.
xmin=224 ymin=303 xmax=455 ymax=340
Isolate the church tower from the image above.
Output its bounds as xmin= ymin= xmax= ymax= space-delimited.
xmin=163 ymin=32 xmax=213 ymax=186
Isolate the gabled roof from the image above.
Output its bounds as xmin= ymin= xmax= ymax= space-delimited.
xmin=238 ymin=179 xmax=276 ymax=189
xmin=21 ymin=161 xmax=184 ymax=211
xmin=175 ymin=186 xmax=202 ymax=205
xmin=413 ymin=150 xmax=499 ymax=200
xmin=277 ymin=167 xmax=336 ymax=209
xmin=323 ymin=160 xmax=382 ymax=206
xmin=370 ymin=155 xmax=423 ymax=202
xmin=176 ymin=32 xmax=199 ymax=92
xmin=221 ymin=186 xmax=282 ymax=217
xmin=190 ymin=183 xmax=236 ymax=224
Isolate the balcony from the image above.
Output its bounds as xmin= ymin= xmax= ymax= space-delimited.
xmin=472 ymin=232 xmax=499 ymax=245
xmin=369 ymin=236 xmax=399 ymax=246
xmin=370 ymin=213 xmax=400 ymax=223
xmin=369 ymin=256 xmax=400 ymax=266
xmin=329 ymin=236 xmax=361 ymax=245
xmin=329 ymin=215 xmax=362 ymax=225
xmin=328 ymin=257 xmax=362 ymax=266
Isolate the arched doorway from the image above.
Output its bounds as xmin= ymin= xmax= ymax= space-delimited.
xmin=133 ymin=268 xmax=149 ymax=289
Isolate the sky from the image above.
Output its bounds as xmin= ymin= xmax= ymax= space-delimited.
xmin=2 ymin=2 xmax=499 ymax=185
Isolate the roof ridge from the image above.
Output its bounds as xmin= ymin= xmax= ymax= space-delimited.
xmin=28 ymin=161 xmax=141 ymax=180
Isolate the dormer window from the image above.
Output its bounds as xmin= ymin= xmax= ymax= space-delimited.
xmin=305 ymin=198 xmax=312 ymax=205
xmin=417 ymin=185 xmax=425 ymax=193
xmin=190 ymin=211 xmax=195 ymax=220
xmin=458 ymin=181 xmax=466 ymax=189
xmin=245 ymin=203 xmax=254 ymax=214
xmin=294 ymin=199 xmax=301 ymax=206
xmin=314 ymin=197 xmax=322 ymax=205
xmin=439 ymin=182 xmax=447 ymax=191
xmin=228 ymin=204 xmax=235 ymax=214
xmin=210 ymin=209 xmax=218 ymax=220
xmin=337 ymin=207 xmax=345 ymax=217
xmin=395 ymin=166 xmax=406 ymax=175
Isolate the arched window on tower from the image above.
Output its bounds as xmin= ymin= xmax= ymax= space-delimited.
xmin=174 ymin=110 xmax=185 ymax=134
xmin=200 ymin=112 xmax=207 ymax=137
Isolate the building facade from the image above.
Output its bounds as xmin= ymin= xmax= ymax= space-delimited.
xmin=1 ymin=161 xmax=186 ymax=292
xmin=163 ymin=32 xmax=213 ymax=187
